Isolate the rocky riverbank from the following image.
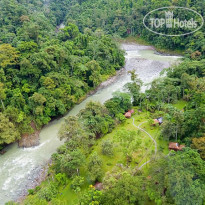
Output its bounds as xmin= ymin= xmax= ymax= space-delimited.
xmin=87 ymin=67 xmax=126 ymax=96
xmin=18 ymin=122 xmax=40 ymax=148
xmin=16 ymin=160 xmax=51 ymax=203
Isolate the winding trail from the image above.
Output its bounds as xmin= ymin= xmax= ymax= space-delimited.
xmin=132 ymin=118 xmax=157 ymax=169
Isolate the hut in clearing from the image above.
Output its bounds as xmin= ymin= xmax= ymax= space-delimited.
xmin=125 ymin=112 xmax=131 ymax=118
xmin=152 ymin=117 xmax=163 ymax=126
xmin=124 ymin=109 xmax=134 ymax=118
xmin=169 ymin=142 xmax=185 ymax=151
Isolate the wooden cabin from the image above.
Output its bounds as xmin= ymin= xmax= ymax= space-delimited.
xmin=169 ymin=142 xmax=185 ymax=151
xmin=152 ymin=117 xmax=163 ymax=126
xmin=152 ymin=119 xmax=160 ymax=125
xmin=124 ymin=109 xmax=134 ymax=118
xmin=125 ymin=112 xmax=131 ymax=118
xmin=128 ymin=109 xmax=134 ymax=114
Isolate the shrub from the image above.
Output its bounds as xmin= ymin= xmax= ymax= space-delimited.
xmin=101 ymin=140 xmax=114 ymax=156
xmin=38 ymin=182 xmax=58 ymax=201
xmin=71 ymin=176 xmax=85 ymax=192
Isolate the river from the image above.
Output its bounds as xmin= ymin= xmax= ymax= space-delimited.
xmin=0 ymin=43 xmax=181 ymax=204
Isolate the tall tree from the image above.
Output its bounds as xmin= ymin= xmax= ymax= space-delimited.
xmin=0 ymin=112 xmax=20 ymax=145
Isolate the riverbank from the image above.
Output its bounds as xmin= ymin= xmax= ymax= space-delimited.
xmin=119 ymin=36 xmax=184 ymax=56
xmin=87 ymin=67 xmax=126 ymax=96
xmin=16 ymin=160 xmax=51 ymax=203
xmin=16 ymin=66 xmax=125 ymax=149
xmin=18 ymin=122 xmax=40 ymax=148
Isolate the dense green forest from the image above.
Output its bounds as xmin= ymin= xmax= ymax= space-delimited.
xmin=0 ymin=0 xmax=124 ymax=147
xmin=51 ymin=0 xmax=205 ymax=55
xmin=1 ymin=0 xmax=205 ymax=204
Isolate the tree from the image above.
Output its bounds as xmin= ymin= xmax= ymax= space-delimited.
xmin=191 ymin=136 xmax=205 ymax=160
xmin=68 ymin=55 xmax=81 ymax=76
xmin=59 ymin=116 xmax=94 ymax=151
xmin=101 ymin=140 xmax=114 ymax=156
xmin=147 ymin=148 xmax=205 ymax=205
xmin=105 ymin=92 xmax=132 ymax=117
xmin=0 ymin=112 xmax=20 ymax=145
xmin=125 ymin=70 xmax=143 ymax=106
xmin=161 ymin=105 xmax=184 ymax=141
xmin=0 ymin=44 xmax=19 ymax=68
xmin=71 ymin=176 xmax=85 ymax=192
xmin=55 ymin=173 xmax=67 ymax=186
xmin=59 ymin=116 xmax=84 ymax=141
xmin=104 ymin=97 xmax=124 ymax=117
xmin=0 ymin=83 xmax=6 ymax=111
xmin=37 ymin=182 xmax=58 ymax=201
xmin=183 ymin=106 xmax=205 ymax=138
xmin=88 ymin=152 xmax=103 ymax=182
xmin=17 ymin=41 xmax=38 ymax=57
xmin=146 ymin=155 xmax=169 ymax=205
xmin=86 ymin=60 xmax=102 ymax=87
xmin=79 ymin=186 xmax=102 ymax=205
xmin=78 ymin=101 xmax=114 ymax=137
xmin=167 ymin=149 xmax=205 ymax=205
xmin=61 ymin=23 xmax=79 ymax=41
xmin=102 ymin=172 xmax=145 ymax=205
xmin=60 ymin=149 xmax=85 ymax=177
xmin=28 ymin=92 xmax=50 ymax=126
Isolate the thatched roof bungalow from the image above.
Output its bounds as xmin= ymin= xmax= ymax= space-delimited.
xmin=169 ymin=142 xmax=185 ymax=151
xmin=124 ymin=109 xmax=134 ymax=118
xmin=128 ymin=109 xmax=134 ymax=114
xmin=152 ymin=117 xmax=163 ymax=126
xmin=125 ymin=112 xmax=132 ymax=118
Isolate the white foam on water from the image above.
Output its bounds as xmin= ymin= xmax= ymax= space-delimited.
xmin=23 ymin=140 xmax=50 ymax=151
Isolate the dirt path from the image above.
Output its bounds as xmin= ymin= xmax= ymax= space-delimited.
xmin=132 ymin=118 xmax=157 ymax=169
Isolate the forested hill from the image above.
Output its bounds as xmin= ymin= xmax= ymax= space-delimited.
xmin=0 ymin=0 xmax=124 ymax=147
xmin=51 ymin=0 xmax=205 ymax=57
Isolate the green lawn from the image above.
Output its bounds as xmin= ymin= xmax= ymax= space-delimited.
xmin=30 ymin=101 xmax=188 ymax=204
xmin=173 ymin=100 xmax=187 ymax=110
xmin=54 ymin=109 xmax=164 ymax=204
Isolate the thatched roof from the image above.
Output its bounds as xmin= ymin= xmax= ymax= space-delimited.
xmin=153 ymin=119 xmax=159 ymax=124
xmin=178 ymin=145 xmax=185 ymax=150
xmin=169 ymin=142 xmax=179 ymax=150
xmin=169 ymin=142 xmax=185 ymax=151
xmin=128 ymin=109 xmax=134 ymax=114
xmin=125 ymin=112 xmax=131 ymax=118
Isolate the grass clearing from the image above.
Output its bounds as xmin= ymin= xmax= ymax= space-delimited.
xmin=173 ymin=100 xmax=187 ymax=110
xmin=31 ymin=101 xmax=188 ymax=204
xmin=54 ymin=109 xmax=161 ymax=204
